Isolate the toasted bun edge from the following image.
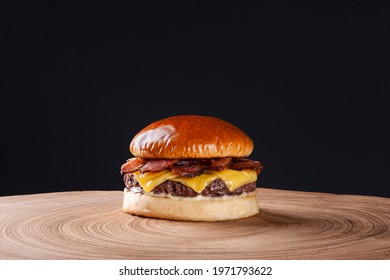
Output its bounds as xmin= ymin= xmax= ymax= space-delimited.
xmin=123 ymin=189 xmax=260 ymax=221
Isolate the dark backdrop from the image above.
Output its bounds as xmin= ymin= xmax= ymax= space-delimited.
xmin=3 ymin=2 xmax=389 ymax=197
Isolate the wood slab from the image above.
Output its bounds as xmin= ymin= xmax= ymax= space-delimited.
xmin=0 ymin=189 xmax=389 ymax=259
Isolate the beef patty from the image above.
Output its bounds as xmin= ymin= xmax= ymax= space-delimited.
xmin=124 ymin=173 xmax=256 ymax=197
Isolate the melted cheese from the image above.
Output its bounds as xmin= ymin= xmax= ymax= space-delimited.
xmin=133 ymin=169 xmax=257 ymax=193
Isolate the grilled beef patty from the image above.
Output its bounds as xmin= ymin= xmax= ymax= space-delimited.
xmin=124 ymin=173 xmax=256 ymax=197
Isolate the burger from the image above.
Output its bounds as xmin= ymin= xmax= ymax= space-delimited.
xmin=120 ymin=115 xmax=263 ymax=221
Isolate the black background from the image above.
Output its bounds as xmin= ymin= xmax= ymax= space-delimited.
xmin=3 ymin=2 xmax=389 ymax=197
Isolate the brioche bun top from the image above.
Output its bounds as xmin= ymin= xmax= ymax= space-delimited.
xmin=130 ymin=115 xmax=254 ymax=159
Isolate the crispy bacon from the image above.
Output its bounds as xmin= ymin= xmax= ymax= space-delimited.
xmin=120 ymin=157 xmax=147 ymax=174
xmin=170 ymin=165 xmax=206 ymax=178
xmin=210 ymin=157 xmax=232 ymax=170
xmin=229 ymin=158 xmax=263 ymax=175
xmin=139 ymin=159 xmax=178 ymax=173
xmin=120 ymin=157 xmax=262 ymax=176
xmin=175 ymin=159 xmax=210 ymax=166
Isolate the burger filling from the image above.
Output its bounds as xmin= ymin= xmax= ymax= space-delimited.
xmin=121 ymin=157 xmax=262 ymax=198
xmin=124 ymin=173 xmax=257 ymax=197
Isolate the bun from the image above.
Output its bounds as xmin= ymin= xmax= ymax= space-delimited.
xmin=130 ymin=115 xmax=253 ymax=158
xmin=123 ymin=189 xmax=259 ymax=221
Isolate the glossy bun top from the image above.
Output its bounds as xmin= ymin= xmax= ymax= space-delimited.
xmin=130 ymin=115 xmax=254 ymax=158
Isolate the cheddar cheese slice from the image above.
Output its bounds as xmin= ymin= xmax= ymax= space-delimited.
xmin=133 ymin=169 xmax=257 ymax=193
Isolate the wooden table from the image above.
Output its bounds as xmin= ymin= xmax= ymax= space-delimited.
xmin=1 ymin=189 xmax=389 ymax=259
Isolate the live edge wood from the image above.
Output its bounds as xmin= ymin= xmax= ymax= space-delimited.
xmin=0 ymin=189 xmax=389 ymax=260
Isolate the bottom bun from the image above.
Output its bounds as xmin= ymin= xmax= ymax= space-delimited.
xmin=123 ymin=189 xmax=260 ymax=221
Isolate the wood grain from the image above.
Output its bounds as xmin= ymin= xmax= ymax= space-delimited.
xmin=0 ymin=189 xmax=389 ymax=259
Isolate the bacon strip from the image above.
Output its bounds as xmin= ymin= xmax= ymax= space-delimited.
xmin=120 ymin=157 xmax=147 ymax=174
xmin=139 ymin=159 xmax=178 ymax=173
xmin=175 ymin=159 xmax=210 ymax=166
xmin=170 ymin=165 xmax=206 ymax=178
xmin=210 ymin=157 xmax=232 ymax=170
xmin=229 ymin=158 xmax=263 ymax=175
